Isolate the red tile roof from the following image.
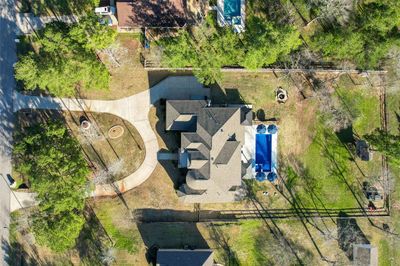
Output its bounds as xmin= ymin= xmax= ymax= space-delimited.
xmin=116 ymin=0 xmax=187 ymax=28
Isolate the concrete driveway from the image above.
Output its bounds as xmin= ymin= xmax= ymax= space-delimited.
xmin=13 ymin=76 xmax=209 ymax=197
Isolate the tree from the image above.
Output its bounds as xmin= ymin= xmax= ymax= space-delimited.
xmin=364 ymin=129 xmax=400 ymax=166
xmin=69 ymin=14 xmax=117 ymax=51
xmin=160 ymin=15 xmax=243 ymax=84
xmin=14 ymin=18 xmax=116 ymax=96
xmin=160 ymin=14 xmax=301 ymax=83
xmin=242 ymin=16 xmax=302 ymax=69
xmin=32 ymin=211 xmax=86 ymax=252
xmin=309 ymin=0 xmax=354 ymax=25
xmin=13 ymin=121 xmax=89 ymax=251
xmin=160 ymin=30 xmax=196 ymax=68
xmin=310 ymin=0 xmax=400 ymax=68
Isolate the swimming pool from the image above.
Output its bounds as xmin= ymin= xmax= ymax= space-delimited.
xmin=255 ymin=134 xmax=272 ymax=172
xmin=224 ymin=0 xmax=241 ymax=17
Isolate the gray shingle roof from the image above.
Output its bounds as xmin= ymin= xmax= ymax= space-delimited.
xmin=156 ymin=249 xmax=214 ymax=266
xmin=166 ymin=100 xmax=251 ymax=202
xmin=166 ymin=100 xmax=207 ymax=131
xmin=214 ymin=141 xmax=240 ymax=164
xmin=197 ymin=107 xmax=239 ymax=137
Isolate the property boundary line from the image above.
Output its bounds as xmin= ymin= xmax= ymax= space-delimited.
xmin=135 ymin=208 xmax=390 ymax=223
xmin=379 ymin=74 xmax=390 ymax=214
xmin=143 ymin=66 xmax=388 ymax=74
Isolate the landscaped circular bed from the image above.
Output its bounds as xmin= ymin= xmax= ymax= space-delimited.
xmin=65 ymin=111 xmax=145 ymax=182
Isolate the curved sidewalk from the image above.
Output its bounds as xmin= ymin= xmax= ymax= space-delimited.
xmin=13 ymin=76 xmax=208 ymax=198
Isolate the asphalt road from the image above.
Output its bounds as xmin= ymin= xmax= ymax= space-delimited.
xmin=0 ymin=0 xmax=16 ymax=264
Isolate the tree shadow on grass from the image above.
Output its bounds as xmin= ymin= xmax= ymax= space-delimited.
xmin=76 ymin=205 xmax=113 ymax=264
xmin=210 ymin=84 xmax=246 ymax=105
xmin=2 ymin=237 xmax=55 ymax=266
xmin=154 ymin=100 xmax=186 ymax=188
xmin=337 ymin=212 xmax=370 ymax=260
xmin=208 ymin=224 xmax=239 ymax=266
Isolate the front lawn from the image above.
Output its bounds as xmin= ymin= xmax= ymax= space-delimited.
xmin=14 ymin=110 xmax=145 ymax=185
xmin=65 ymin=111 xmax=145 ymax=182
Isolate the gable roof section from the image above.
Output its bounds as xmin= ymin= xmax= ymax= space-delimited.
xmin=116 ymin=0 xmax=187 ymax=28
xmin=197 ymin=107 xmax=239 ymax=137
xmin=214 ymin=140 xmax=240 ymax=164
xmin=166 ymin=100 xmax=207 ymax=131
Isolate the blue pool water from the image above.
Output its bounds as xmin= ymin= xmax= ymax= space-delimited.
xmin=255 ymin=134 xmax=272 ymax=172
xmin=224 ymin=0 xmax=241 ymax=17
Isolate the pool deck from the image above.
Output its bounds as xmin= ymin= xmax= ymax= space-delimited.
xmin=216 ymin=0 xmax=245 ymax=33
xmin=242 ymin=124 xmax=278 ymax=179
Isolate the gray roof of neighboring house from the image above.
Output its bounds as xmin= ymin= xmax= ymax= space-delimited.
xmin=156 ymin=249 xmax=214 ymax=266
xmin=166 ymin=100 xmax=251 ymax=202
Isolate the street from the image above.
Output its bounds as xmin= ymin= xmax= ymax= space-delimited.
xmin=0 ymin=0 xmax=16 ymax=264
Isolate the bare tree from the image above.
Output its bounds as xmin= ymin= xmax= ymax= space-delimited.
xmin=309 ymin=0 xmax=355 ymax=26
xmin=100 ymin=247 xmax=116 ymax=265
xmin=93 ymin=159 xmax=125 ymax=185
xmin=315 ymin=81 xmax=353 ymax=132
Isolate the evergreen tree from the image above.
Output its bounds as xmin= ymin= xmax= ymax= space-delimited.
xmin=13 ymin=121 xmax=89 ymax=251
xmin=364 ymin=129 xmax=400 ymax=166
xmin=14 ymin=17 xmax=115 ymax=96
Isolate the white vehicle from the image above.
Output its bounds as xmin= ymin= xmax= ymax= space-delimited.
xmin=95 ymin=6 xmax=116 ymax=16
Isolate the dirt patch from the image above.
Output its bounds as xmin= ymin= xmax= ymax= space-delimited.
xmin=278 ymin=99 xmax=318 ymax=156
xmin=82 ymin=34 xmax=149 ymax=100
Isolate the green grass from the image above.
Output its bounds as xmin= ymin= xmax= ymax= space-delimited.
xmin=211 ymin=221 xmax=314 ymax=265
xmin=335 ymin=86 xmax=380 ymax=135
xmin=379 ymin=239 xmax=391 ymax=266
xmin=300 ymin=126 xmax=361 ymax=209
xmin=211 ymin=221 xmax=267 ymax=266
xmin=95 ymin=205 xmax=139 ymax=254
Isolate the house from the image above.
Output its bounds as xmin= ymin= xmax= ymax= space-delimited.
xmin=156 ymin=249 xmax=214 ymax=266
xmin=166 ymin=100 xmax=252 ymax=203
xmin=353 ymin=244 xmax=378 ymax=266
xmin=116 ymin=0 xmax=188 ymax=31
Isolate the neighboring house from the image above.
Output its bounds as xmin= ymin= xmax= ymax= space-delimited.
xmin=353 ymin=244 xmax=378 ymax=266
xmin=166 ymin=100 xmax=252 ymax=203
xmin=156 ymin=249 xmax=214 ymax=266
xmin=116 ymin=0 xmax=188 ymax=31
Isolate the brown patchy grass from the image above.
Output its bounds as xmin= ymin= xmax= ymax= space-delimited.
xmin=213 ymin=72 xmax=319 ymax=156
xmin=81 ymin=33 xmax=194 ymax=100
xmin=64 ymin=111 xmax=145 ymax=182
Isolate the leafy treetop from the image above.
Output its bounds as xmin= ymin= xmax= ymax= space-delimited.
xmin=14 ymin=16 xmax=116 ymax=96
xmin=13 ymin=121 xmax=89 ymax=251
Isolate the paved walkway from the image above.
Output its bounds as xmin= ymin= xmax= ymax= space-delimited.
xmin=13 ymin=76 xmax=209 ymax=198
xmin=15 ymin=13 xmax=78 ymax=34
